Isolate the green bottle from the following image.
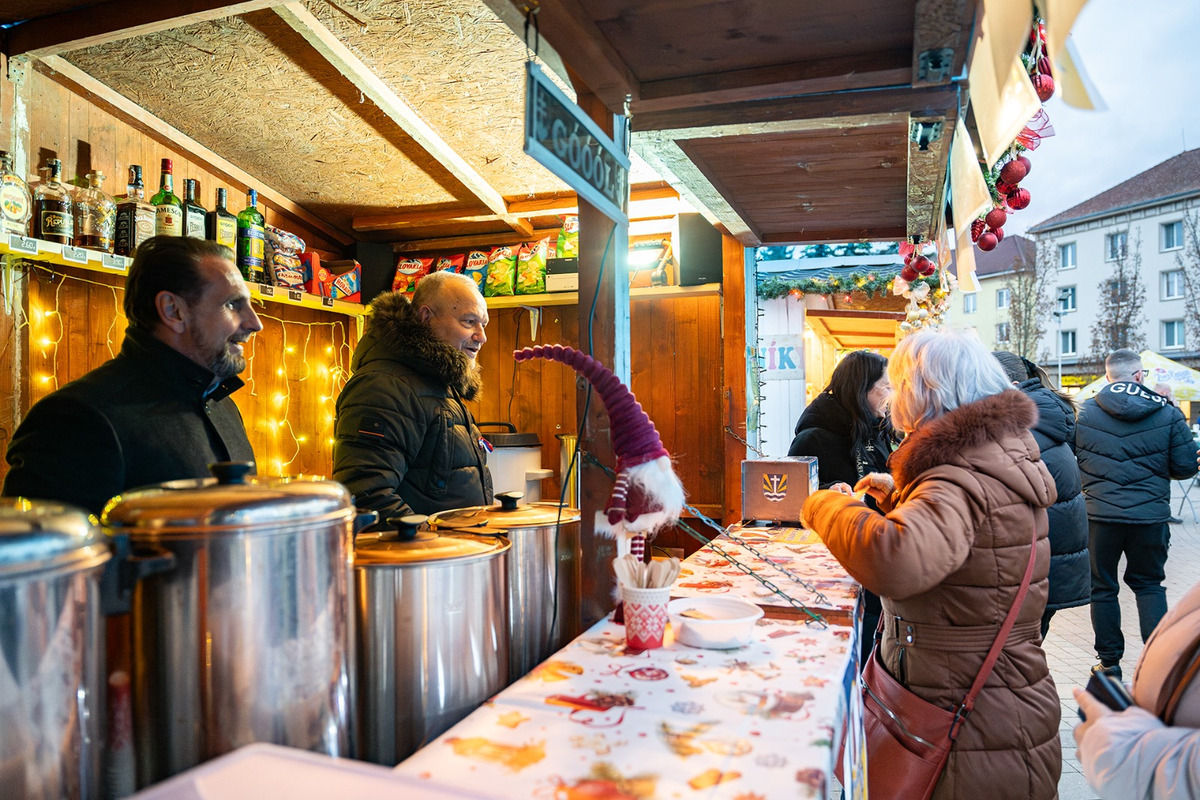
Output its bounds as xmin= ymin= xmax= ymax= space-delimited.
xmin=236 ymin=189 xmax=266 ymax=283
xmin=149 ymin=158 xmax=183 ymax=237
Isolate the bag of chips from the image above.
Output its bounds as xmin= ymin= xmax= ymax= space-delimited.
xmin=464 ymin=250 xmax=489 ymax=292
xmin=485 ymin=246 xmax=517 ymax=297
xmin=434 ymin=253 xmax=465 ymax=273
xmin=393 ymin=256 xmax=433 ymax=293
xmin=557 ymin=215 xmax=579 ymax=259
xmin=516 ymin=238 xmax=549 ymax=295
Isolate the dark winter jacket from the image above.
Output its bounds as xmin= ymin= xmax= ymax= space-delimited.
xmin=1075 ymin=381 xmax=1198 ymax=524
xmin=3 ymin=325 xmax=255 ymax=516
xmin=804 ymin=391 xmax=1061 ymax=800
xmin=787 ymin=391 xmax=890 ymax=488
xmin=1018 ymin=377 xmax=1089 ymax=611
xmin=333 ymin=292 xmax=492 ymax=523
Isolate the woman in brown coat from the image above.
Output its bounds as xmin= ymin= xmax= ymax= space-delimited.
xmin=803 ymin=328 xmax=1061 ymax=799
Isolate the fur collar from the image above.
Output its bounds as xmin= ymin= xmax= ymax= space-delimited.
xmin=355 ymin=291 xmax=483 ymax=400
xmin=889 ymin=390 xmax=1037 ymax=488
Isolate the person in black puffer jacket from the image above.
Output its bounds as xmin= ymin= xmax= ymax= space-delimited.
xmin=788 ymin=350 xmax=897 ymax=666
xmin=1075 ymin=348 xmax=1199 ymax=676
xmin=334 ymin=271 xmax=493 ymax=525
xmin=994 ymin=352 xmax=1089 ymax=638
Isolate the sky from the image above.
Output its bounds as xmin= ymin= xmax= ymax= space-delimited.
xmin=1007 ymin=0 xmax=1200 ymax=237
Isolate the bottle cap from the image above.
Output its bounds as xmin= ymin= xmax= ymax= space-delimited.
xmin=161 ymin=158 xmax=173 ymax=171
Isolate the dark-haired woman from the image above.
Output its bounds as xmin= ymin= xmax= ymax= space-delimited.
xmin=788 ymin=349 xmax=896 ymax=665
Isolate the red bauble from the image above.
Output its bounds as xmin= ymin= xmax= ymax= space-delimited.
xmin=1017 ymin=155 xmax=1032 ymax=177
xmin=995 ymin=180 xmax=1014 ymax=197
xmin=977 ymin=232 xmax=998 ymax=251
xmin=915 ymin=256 xmax=937 ymax=277
xmin=1032 ymin=73 xmax=1055 ymax=102
xmin=999 ymin=159 xmax=1028 ymax=185
xmin=1006 ymin=187 xmax=1031 ymax=210
xmin=970 ymin=219 xmax=986 ymax=242
xmin=992 ymin=226 xmax=1005 ymax=242
xmin=985 ymin=207 xmax=1008 ymax=230
xmin=900 ymin=263 xmax=919 ymax=282
xmin=1037 ymin=56 xmax=1052 ymax=77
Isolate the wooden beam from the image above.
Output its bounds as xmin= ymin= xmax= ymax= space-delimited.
xmin=392 ymin=229 xmax=560 ymax=254
xmin=758 ymin=226 xmax=909 ymax=245
xmin=507 ymin=184 xmax=679 ymax=217
xmin=6 ymin=1 xmax=280 ymax=58
xmin=274 ymin=3 xmax=530 ymax=237
xmin=905 ymin=112 xmax=955 ymax=243
xmin=911 ymin=0 xmax=974 ymax=86
xmin=354 ymin=210 xmax=498 ymax=233
xmin=35 ymin=55 xmax=355 ymax=246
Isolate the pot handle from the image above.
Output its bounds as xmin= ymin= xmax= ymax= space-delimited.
xmin=476 ymin=421 xmax=517 ymax=433
xmin=352 ymin=510 xmax=379 ymax=535
xmin=100 ymin=532 xmax=177 ymax=616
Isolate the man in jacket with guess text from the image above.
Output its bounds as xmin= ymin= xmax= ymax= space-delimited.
xmin=333 ymin=271 xmax=493 ymax=525
xmin=1075 ymin=348 xmax=1198 ymax=678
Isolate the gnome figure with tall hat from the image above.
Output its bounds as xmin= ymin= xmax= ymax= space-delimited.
xmin=513 ymin=345 xmax=685 ymax=563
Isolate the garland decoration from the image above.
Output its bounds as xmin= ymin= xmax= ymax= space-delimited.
xmin=757 ymin=269 xmax=941 ymax=301
xmin=897 ymin=241 xmax=957 ymax=333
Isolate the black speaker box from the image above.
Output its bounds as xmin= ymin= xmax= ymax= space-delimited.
xmin=355 ymin=241 xmax=397 ymax=305
xmin=676 ymin=212 xmax=723 ymax=286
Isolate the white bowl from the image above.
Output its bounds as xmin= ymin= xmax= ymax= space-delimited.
xmin=668 ymin=596 xmax=764 ymax=649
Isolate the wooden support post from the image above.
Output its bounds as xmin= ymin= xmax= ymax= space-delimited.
xmin=721 ymin=234 xmax=750 ymax=525
xmin=571 ymin=78 xmax=630 ymax=628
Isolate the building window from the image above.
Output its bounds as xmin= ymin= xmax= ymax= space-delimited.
xmin=996 ymin=322 xmax=1011 ymax=344
xmin=1059 ymin=242 xmax=1077 ymax=270
xmin=1106 ymin=277 xmax=1129 ymax=301
xmin=1163 ymin=220 xmax=1183 ymax=251
xmin=1060 ymin=329 xmax=1077 ymax=356
xmin=996 ymin=287 xmax=1011 ymax=309
xmin=1163 ymin=319 xmax=1186 ymax=350
xmin=1106 ymin=230 xmax=1128 ymax=261
xmin=1163 ymin=269 xmax=1186 ymax=300
xmin=963 ymin=294 xmax=977 ymax=314
xmin=1057 ymin=286 xmax=1077 ymax=312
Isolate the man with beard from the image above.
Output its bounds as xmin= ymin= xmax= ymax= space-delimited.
xmin=333 ymin=270 xmax=492 ymax=524
xmin=3 ymin=236 xmax=262 ymax=515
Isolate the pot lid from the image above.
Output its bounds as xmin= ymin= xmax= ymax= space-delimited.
xmin=354 ymin=530 xmax=510 ymax=565
xmin=427 ymin=492 xmax=581 ymax=530
xmin=0 ymin=498 xmax=110 ymax=579
xmin=102 ymin=462 xmax=353 ymax=536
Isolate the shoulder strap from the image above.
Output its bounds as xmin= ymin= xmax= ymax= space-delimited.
xmin=1155 ymin=628 xmax=1200 ymax=724
xmin=951 ymin=525 xmax=1038 ymax=736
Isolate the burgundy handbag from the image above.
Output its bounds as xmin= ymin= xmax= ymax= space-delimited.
xmin=836 ymin=525 xmax=1038 ymax=800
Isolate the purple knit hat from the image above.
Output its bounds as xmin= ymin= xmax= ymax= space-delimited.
xmin=512 ymin=345 xmax=669 ymax=469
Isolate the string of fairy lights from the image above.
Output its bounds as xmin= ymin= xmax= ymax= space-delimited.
xmin=21 ymin=262 xmax=355 ymax=477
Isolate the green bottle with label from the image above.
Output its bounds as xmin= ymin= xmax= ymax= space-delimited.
xmin=236 ymin=189 xmax=265 ymax=283
xmin=149 ymin=158 xmax=183 ymax=237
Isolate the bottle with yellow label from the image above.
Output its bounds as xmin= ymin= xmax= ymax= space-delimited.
xmin=206 ymin=188 xmax=237 ymax=251
xmin=236 ymin=189 xmax=265 ymax=283
xmin=0 ymin=150 xmax=32 ymax=236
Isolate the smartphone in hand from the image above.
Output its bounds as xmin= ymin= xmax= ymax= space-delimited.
xmin=1077 ymin=665 xmax=1135 ymax=721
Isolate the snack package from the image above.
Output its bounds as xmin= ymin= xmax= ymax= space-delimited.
xmin=393 ymin=256 xmax=433 ymax=293
xmin=433 ymin=253 xmax=465 ymax=273
xmin=485 ymin=245 xmax=517 ymax=297
xmin=265 ymin=224 xmax=305 ymax=255
xmin=516 ymin=238 xmax=549 ymax=295
xmin=299 ymin=251 xmax=321 ymax=284
xmin=268 ymin=246 xmax=305 ymax=289
xmin=310 ymin=259 xmax=361 ymax=302
xmin=557 ymin=214 xmax=579 ymax=259
xmin=463 ymin=250 xmax=489 ymax=293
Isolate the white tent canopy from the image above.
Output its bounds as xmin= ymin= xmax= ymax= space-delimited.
xmin=1076 ymin=351 xmax=1200 ymax=402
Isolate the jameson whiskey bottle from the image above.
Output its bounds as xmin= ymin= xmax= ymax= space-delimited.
xmin=182 ymin=178 xmax=206 ymax=239
xmin=33 ymin=158 xmax=73 ymax=245
xmin=114 ymin=165 xmax=155 ymax=256
xmin=206 ymin=187 xmax=237 ymax=250
xmin=150 ymin=158 xmax=183 ymax=237
xmin=0 ymin=150 xmax=32 ymax=236
xmin=74 ymin=170 xmax=117 ymax=252
xmin=236 ymin=189 xmax=266 ymax=283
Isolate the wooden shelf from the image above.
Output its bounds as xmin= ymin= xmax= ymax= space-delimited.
xmin=484 ymin=282 xmax=721 ymax=309
xmin=0 ymin=234 xmax=366 ymax=318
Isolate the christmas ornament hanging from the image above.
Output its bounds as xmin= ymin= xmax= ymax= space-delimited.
xmin=1032 ymin=74 xmax=1055 ymax=102
xmin=970 ymin=219 xmax=986 ymax=242
xmin=985 ymin=207 xmax=1008 ymax=230
xmin=999 ymin=159 xmax=1028 ymax=185
xmin=1006 ymin=188 xmax=1031 ymax=210
xmin=978 ymin=232 xmax=998 ymax=251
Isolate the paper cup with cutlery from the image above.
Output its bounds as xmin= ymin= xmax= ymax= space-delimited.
xmin=614 ymin=554 xmax=680 ymax=649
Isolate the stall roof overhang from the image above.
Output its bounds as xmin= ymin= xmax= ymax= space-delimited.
xmin=805 ymin=308 xmax=904 ymax=351
xmin=3 ymin=0 xmax=974 ymax=251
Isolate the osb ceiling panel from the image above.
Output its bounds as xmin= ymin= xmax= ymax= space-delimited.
xmin=63 ymin=10 xmax=468 ymax=231
xmin=0 ymin=1 xmax=84 ymax=25
xmin=678 ymin=123 xmax=910 ymax=243
xmin=590 ymin=0 xmax=914 ymax=84
xmin=307 ymin=0 xmax=569 ymax=202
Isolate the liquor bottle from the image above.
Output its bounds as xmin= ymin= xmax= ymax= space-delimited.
xmin=114 ymin=165 xmax=155 ymax=256
xmin=150 ymin=158 xmax=183 ymax=237
xmin=33 ymin=158 xmax=73 ymax=245
xmin=74 ymin=170 xmax=117 ymax=253
xmin=206 ymin=187 xmax=237 ymax=250
xmin=236 ymin=189 xmax=266 ymax=283
xmin=0 ymin=150 xmax=32 ymax=236
xmin=182 ymin=178 xmax=207 ymax=239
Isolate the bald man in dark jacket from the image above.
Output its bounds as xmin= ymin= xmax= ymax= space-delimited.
xmin=1075 ymin=349 xmax=1198 ymax=677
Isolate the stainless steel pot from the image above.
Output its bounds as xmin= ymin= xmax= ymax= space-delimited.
xmin=427 ymin=493 xmax=581 ymax=680
xmin=0 ymin=499 xmax=110 ymax=800
xmin=354 ymin=516 xmax=510 ymax=765
xmin=101 ymin=463 xmax=358 ymax=789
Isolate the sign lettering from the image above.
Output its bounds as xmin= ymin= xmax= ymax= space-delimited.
xmin=759 ymin=334 xmax=805 ymax=382
xmin=7 ymin=234 xmax=38 ymax=254
xmin=61 ymin=245 xmax=88 ymax=264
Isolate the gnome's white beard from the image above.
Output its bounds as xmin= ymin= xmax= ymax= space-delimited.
xmin=596 ymin=456 xmax=686 ymax=555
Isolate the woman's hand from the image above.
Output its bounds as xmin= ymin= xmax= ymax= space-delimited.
xmin=828 ymin=482 xmax=855 ymax=496
xmin=854 ymin=472 xmax=895 ymax=506
xmin=1072 ymin=687 xmax=1113 ymax=750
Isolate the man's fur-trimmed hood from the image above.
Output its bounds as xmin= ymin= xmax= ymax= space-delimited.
xmin=352 ymin=291 xmax=482 ymax=400
xmin=889 ymin=390 xmax=1044 ymax=494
